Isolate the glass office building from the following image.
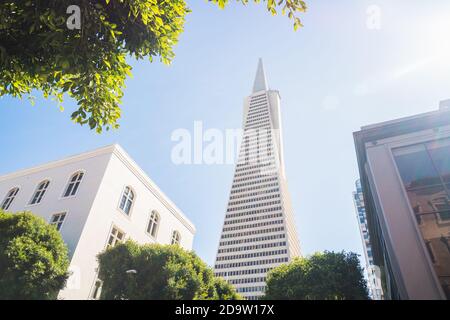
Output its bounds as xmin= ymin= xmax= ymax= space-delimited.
xmin=354 ymin=101 xmax=450 ymax=299
xmin=353 ymin=180 xmax=384 ymax=300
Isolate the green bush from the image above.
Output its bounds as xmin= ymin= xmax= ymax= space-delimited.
xmin=0 ymin=210 xmax=70 ymax=299
xmin=264 ymin=251 xmax=369 ymax=300
xmin=97 ymin=240 xmax=241 ymax=300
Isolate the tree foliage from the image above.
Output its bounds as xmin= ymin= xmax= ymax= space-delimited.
xmin=264 ymin=251 xmax=369 ymax=300
xmin=0 ymin=1 xmax=307 ymax=132
xmin=0 ymin=210 xmax=70 ymax=300
xmin=97 ymin=240 xmax=241 ymax=300
xmin=210 ymin=0 xmax=307 ymax=30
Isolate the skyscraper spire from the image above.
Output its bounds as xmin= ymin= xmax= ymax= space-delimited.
xmin=214 ymin=61 xmax=301 ymax=300
xmin=252 ymin=58 xmax=268 ymax=93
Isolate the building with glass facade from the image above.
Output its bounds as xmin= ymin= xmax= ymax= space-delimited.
xmin=353 ymin=179 xmax=384 ymax=300
xmin=354 ymin=101 xmax=450 ymax=299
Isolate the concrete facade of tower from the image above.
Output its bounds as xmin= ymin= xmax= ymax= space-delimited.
xmin=214 ymin=59 xmax=301 ymax=300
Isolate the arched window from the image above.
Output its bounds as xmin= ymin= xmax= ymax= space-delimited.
xmin=171 ymin=230 xmax=181 ymax=245
xmin=63 ymin=171 xmax=84 ymax=197
xmin=147 ymin=210 xmax=160 ymax=238
xmin=30 ymin=180 xmax=50 ymax=205
xmin=119 ymin=186 xmax=134 ymax=215
xmin=1 ymin=187 xmax=19 ymax=210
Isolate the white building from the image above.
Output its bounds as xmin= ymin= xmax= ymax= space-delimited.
xmin=0 ymin=144 xmax=196 ymax=300
xmin=214 ymin=59 xmax=301 ymax=300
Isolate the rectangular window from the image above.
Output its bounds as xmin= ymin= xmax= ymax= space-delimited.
xmin=425 ymin=241 xmax=437 ymax=264
xmin=50 ymin=212 xmax=67 ymax=231
xmin=434 ymin=199 xmax=450 ymax=222
xmin=107 ymin=226 xmax=125 ymax=248
xmin=91 ymin=279 xmax=103 ymax=300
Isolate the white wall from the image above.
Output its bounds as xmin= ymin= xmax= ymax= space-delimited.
xmin=0 ymin=145 xmax=196 ymax=300
xmin=0 ymin=151 xmax=111 ymax=257
xmin=60 ymin=146 xmax=195 ymax=299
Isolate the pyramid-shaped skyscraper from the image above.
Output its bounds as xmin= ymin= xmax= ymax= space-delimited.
xmin=214 ymin=59 xmax=301 ymax=300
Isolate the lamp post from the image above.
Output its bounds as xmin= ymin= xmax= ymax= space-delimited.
xmin=124 ymin=269 xmax=138 ymax=300
xmin=126 ymin=269 xmax=137 ymax=275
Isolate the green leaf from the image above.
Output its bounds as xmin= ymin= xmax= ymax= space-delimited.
xmin=0 ymin=210 xmax=69 ymax=299
xmin=0 ymin=0 xmax=305 ymax=133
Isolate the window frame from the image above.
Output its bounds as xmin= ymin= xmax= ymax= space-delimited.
xmin=146 ymin=210 xmax=160 ymax=239
xmin=429 ymin=197 xmax=450 ymax=225
xmin=389 ymin=136 xmax=450 ymax=298
xmin=62 ymin=170 xmax=85 ymax=199
xmin=171 ymin=230 xmax=181 ymax=245
xmin=28 ymin=179 xmax=51 ymax=206
xmin=50 ymin=212 xmax=68 ymax=231
xmin=1 ymin=187 xmax=20 ymax=210
xmin=391 ymin=139 xmax=450 ymax=226
xmin=117 ymin=185 xmax=136 ymax=217
xmin=106 ymin=225 xmax=126 ymax=249
xmin=89 ymin=277 xmax=103 ymax=300
xmin=425 ymin=240 xmax=439 ymax=265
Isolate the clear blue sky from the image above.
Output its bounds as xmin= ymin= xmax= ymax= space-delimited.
xmin=1 ymin=0 xmax=450 ymax=266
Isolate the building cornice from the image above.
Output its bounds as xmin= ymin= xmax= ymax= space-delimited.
xmin=110 ymin=145 xmax=196 ymax=234
xmin=0 ymin=145 xmax=118 ymax=181
xmin=0 ymin=144 xmax=196 ymax=234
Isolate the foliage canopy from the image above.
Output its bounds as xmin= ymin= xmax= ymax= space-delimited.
xmin=264 ymin=251 xmax=370 ymax=300
xmin=0 ymin=210 xmax=70 ymax=299
xmin=0 ymin=0 xmax=306 ymax=132
xmin=97 ymin=240 xmax=241 ymax=300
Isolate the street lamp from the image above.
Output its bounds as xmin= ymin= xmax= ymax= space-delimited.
xmin=122 ymin=269 xmax=138 ymax=300
xmin=125 ymin=269 xmax=137 ymax=274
